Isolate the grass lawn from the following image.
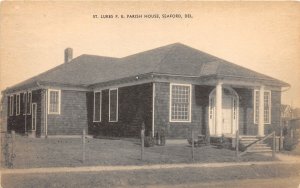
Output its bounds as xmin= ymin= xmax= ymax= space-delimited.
xmin=1 ymin=135 xmax=275 ymax=169
xmin=2 ymin=164 xmax=300 ymax=188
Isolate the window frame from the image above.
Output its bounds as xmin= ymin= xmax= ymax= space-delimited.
xmin=9 ymin=95 xmax=14 ymax=116
xmin=109 ymin=88 xmax=118 ymax=122
xmin=93 ymin=91 xmax=102 ymax=122
xmin=253 ymin=90 xmax=271 ymax=124
xmin=16 ymin=93 xmax=20 ymax=115
xmin=169 ymin=83 xmax=192 ymax=123
xmin=23 ymin=92 xmax=27 ymax=115
xmin=48 ymin=89 xmax=61 ymax=115
xmin=27 ymin=91 xmax=32 ymax=115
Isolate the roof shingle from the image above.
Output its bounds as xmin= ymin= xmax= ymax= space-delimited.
xmin=6 ymin=43 xmax=289 ymax=92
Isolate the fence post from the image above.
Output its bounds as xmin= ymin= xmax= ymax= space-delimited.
xmin=141 ymin=129 xmax=145 ymax=161
xmin=236 ymin=130 xmax=239 ymax=161
xmin=82 ymin=129 xmax=86 ymax=163
xmin=272 ymin=132 xmax=276 ymax=159
xmin=191 ymin=130 xmax=194 ymax=161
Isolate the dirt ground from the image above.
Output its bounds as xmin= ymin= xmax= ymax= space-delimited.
xmin=1 ymin=135 xmax=275 ymax=169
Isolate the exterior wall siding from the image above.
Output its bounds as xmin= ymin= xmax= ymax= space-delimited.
xmin=47 ymin=90 xmax=88 ymax=135
xmin=4 ymin=83 xmax=282 ymax=138
xmin=89 ymin=83 xmax=153 ymax=137
xmin=265 ymin=90 xmax=281 ymax=135
xmin=154 ymin=82 xmax=214 ymax=139
xmin=234 ymin=88 xmax=256 ymax=135
xmin=1 ymin=95 xmax=8 ymax=132
xmin=234 ymin=88 xmax=281 ymax=136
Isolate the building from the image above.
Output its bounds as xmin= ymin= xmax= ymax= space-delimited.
xmin=2 ymin=43 xmax=289 ymax=139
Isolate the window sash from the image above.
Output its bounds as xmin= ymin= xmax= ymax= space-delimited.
xmin=23 ymin=92 xmax=27 ymax=115
xmin=9 ymin=95 xmax=14 ymax=116
xmin=170 ymin=84 xmax=191 ymax=122
xmin=109 ymin=89 xmax=118 ymax=122
xmin=254 ymin=90 xmax=271 ymax=124
xmin=93 ymin=91 xmax=102 ymax=122
xmin=48 ymin=89 xmax=61 ymax=114
xmin=16 ymin=94 xmax=20 ymax=115
xmin=27 ymin=92 xmax=32 ymax=115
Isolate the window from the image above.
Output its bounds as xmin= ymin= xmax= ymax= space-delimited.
xmin=23 ymin=92 xmax=27 ymax=115
xmin=93 ymin=91 xmax=102 ymax=122
xmin=27 ymin=92 xmax=32 ymax=115
xmin=109 ymin=88 xmax=118 ymax=122
xmin=48 ymin=89 xmax=61 ymax=114
xmin=264 ymin=91 xmax=271 ymax=123
xmin=170 ymin=84 xmax=191 ymax=122
xmin=254 ymin=90 xmax=271 ymax=124
xmin=16 ymin=94 xmax=20 ymax=115
xmin=9 ymin=95 xmax=14 ymax=116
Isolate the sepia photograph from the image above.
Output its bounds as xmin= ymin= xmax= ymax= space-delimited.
xmin=0 ymin=1 xmax=300 ymax=187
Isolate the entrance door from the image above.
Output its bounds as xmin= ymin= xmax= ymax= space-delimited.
xmin=32 ymin=103 xmax=37 ymax=131
xmin=222 ymin=97 xmax=232 ymax=134
xmin=208 ymin=87 xmax=238 ymax=136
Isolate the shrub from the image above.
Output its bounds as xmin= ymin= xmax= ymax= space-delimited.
xmin=283 ymin=137 xmax=298 ymax=151
xmin=144 ymin=136 xmax=154 ymax=147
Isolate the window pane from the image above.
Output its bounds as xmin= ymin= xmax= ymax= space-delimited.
xmin=264 ymin=92 xmax=270 ymax=123
xmin=110 ymin=89 xmax=118 ymax=121
xmin=49 ymin=90 xmax=59 ymax=113
xmin=94 ymin=92 xmax=101 ymax=121
xmin=23 ymin=93 xmax=27 ymax=114
xmin=254 ymin=90 xmax=271 ymax=124
xmin=171 ymin=85 xmax=190 ymax=121
xmin=27 ymin=92 xmax=32 ymax=114
xmin=16 ymin=95 xmax=20 ymax=115
xmin=9 ymin=96 xmax=14 ymax=116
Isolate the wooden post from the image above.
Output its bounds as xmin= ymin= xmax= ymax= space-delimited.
xmin=191 ymin=130 xmax=194 ymax=161
xmin=272 ymin=132 xmax=275 ymax=159
xmin=141 ymin=129 xmax=145 ymax=161
xmin=236 ymin=130 xmax=239 ymax=161
xmin=82 ymin=129 xmax=86 ymax=163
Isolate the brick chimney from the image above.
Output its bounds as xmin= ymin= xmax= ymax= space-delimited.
xmin=64 ymin=48 xmax=73 ymax=63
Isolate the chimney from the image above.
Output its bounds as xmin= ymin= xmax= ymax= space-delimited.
xmin=64 ymin=48 xmax=73 ymax=63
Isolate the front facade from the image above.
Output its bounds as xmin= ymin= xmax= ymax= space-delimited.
xmin=3 ymin=43 xmax=288 ymax=139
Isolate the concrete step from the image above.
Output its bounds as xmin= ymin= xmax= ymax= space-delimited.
xmin=240 ymin=135 xmax=258 ymax=137
xmin=253 ymin=144 xmax=269 ymax=147
xmin=248 ymin=146 xmax=271 ymax=150
xmin=247 ymin=149 xmax=272 ymax=153
xmin=239 ymin=141 xmax=258 ymax=146
xmin=240 ymin=138 xmax=258 ymax=140
xmin=240 ymin=138 xmax=259 ymax=141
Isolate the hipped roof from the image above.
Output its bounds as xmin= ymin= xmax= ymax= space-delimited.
xmin=5 ymin=43 xmax=289 ymax=93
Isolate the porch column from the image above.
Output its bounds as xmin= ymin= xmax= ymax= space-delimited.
xmin=258 ymin=85 xmax=265 ymax=136
xmin=215 ymin=81 xmax=223 ymax=136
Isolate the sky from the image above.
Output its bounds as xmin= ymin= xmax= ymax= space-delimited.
xmin=0 ymin=1 xmax=299 ymax=107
